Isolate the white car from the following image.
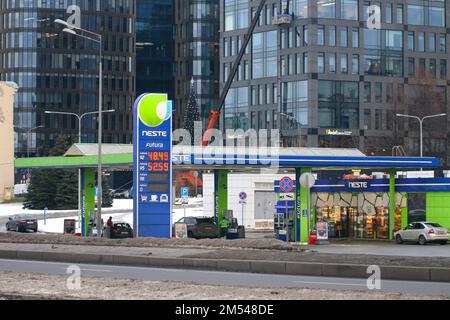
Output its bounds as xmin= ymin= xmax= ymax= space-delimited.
xmin=394 ymin=221 xmax=448 ymax=245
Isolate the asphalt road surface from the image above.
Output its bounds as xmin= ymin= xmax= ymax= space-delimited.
xmin=0 ymin=258 xmax=449 ymax=297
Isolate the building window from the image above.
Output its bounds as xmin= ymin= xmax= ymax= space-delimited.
xmin=340 ymin=54 xmax=348 ymax=73
xmin=341 ymin=0 xmax=358 ymax=20
xmin=318 ymin=80 xmax=359 ymax=129
xmin=375 ymin=82 xmax=382 ymax=103
xmin=418 ymin=32 xmax=425 ymax=52
xmin=293 ymin=0 xmax=308 ymax=18
xmin=364 ymin=82 xmax=371 ymax=103
xmin=429 ymin=33 xmax=436 ymax=52
xmin=386 ymin=83 xmax=393 ymax=103
xmin=408 ymin=31 xmax=414 ymax=51
xmin=317 ymin=25 xmax=324 ymax=46
xmin=364 ymin=109 xmax=371 ymax=130
xmin=318 ymin=52 xmax=325 ymax=73
xmin=303 ymin=25 xmax=308 ymax=46
xmin=303 ymin=52 xmax=308 ymax=73
xmin=386 ymin=3 xmax=392 ymax=23
xmin=225 ymin=0 xmax=249 ymax=31
xmin=408 ymin=57 xmax=415 ymax=76
xmin=340 ymin=27 xmax=348 ymax=47
xmin=318 ymin=0 xmax=335 ymax=18
xmin=351 ymin=54 xmax=359 ymax=74
xmin=430 ymin=59 xmax=436 ymax=78
xmin=440 ymin=34 xmax=446 ymax=53
xmin=352 ymin=28 xmax=358 ymax=48
xmin=396 ymin=4 xmax=403 ymax=24
xmin=329 ymin=25 xmax=336 ymax=46
xmin=329 ymin=53 xmax=336 ymax=73
xmin=281 ymin=80 xmax=309 ymax=128
xmin=440 ymin=60 xmax=447 ymax=79
xmin=252 ymin=31 xmax=277 ymax=79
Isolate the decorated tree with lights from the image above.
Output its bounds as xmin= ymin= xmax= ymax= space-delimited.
xmin=183 ymin=78 xmax=200 ymax=145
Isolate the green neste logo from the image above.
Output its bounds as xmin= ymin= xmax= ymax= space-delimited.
xmin=138 ymin=93 xmax=171 ymax=127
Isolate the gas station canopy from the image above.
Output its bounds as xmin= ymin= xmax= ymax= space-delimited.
xmin=15 ymin=144 xmax=440 ymax=170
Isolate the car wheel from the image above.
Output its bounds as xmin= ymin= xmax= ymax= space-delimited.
xmin=440 ymin=241 xmax=447 ymax=245
xmin=418 ymin=235 xmax=427 ymax=245
xmin=395 ymin=234 xmax=403 ymax=244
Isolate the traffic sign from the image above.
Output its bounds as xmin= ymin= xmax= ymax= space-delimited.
xmin=181 ymin=187 xmax=189 ymax=197
xmin=279 ymin=176 xmax=294 ymax=193
xmin=239 ymin=192 xmax=247 ymax=201
xmin=299 ymin=172 xmax=316 ymax=189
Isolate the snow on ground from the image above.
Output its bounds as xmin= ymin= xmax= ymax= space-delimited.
xmin=34 ymin=198 xmax=207 ymax=234
xmin=0 ymin=199 xmax=134 ymax=217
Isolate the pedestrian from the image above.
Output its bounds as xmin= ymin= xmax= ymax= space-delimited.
xmin=106 ymin=216 xmax=113 ymax=238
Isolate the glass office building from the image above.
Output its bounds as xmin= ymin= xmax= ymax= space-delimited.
xmin=0 ymin=0 xmax=135 ymax=157
xmin=136 ymin=0 xmax=174 ymax=100
xmin=175 ymin=0 xmax=220 ymax=129
xmin=220 ymin=0 xmax=450 ymax=165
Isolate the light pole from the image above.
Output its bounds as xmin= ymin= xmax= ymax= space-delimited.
xmin=44 ymin=110 xmax=114 ymax=230
xmin=24 ymin=125 xmax=44 ymax=158
xmin=55 ymin=18 xmax=103 ymax=237
xmin=396 ymin=113 xmax=447 ymax=157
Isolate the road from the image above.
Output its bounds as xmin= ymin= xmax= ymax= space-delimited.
xmin=0 ymin=258 xmax=449 ymax=297
xmin=310 ymin=242 xmax=450 ymax=257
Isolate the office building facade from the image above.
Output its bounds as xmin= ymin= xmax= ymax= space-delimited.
xmin=175 ymin=0 xmax=220 ymax=129
xmin=220 ymin=0 xmax=450 ymax=165
xmin=0 ymin=0 xmax=135 ymax=157
xmin=136 ymin=0 xmax=174 ymax=99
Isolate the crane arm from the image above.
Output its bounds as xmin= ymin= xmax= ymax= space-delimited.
xmin=201 ymin=0 xmax=267 ymax=146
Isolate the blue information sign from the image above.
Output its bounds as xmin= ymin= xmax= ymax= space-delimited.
xmin=181 ymin=187 xmax=189 ymax=197
xmin=133 ymin=93 xmax=172 ymax=238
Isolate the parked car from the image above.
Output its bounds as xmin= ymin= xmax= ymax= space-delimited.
xmin=172 ymin=216 xmax=219 ymax=239
xmin=394 ymin=221 xmax=448 ymax=245
xmin=6 ymin=214 xmax=38 ymax=232
xmin=104 ymin=221 xmax=133 ymax=239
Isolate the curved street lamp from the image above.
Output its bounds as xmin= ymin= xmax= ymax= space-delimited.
xmin=55 ymin=18 xmax=104 ymax=237
xmin=396 ymin=113 xmax=447 ymax=157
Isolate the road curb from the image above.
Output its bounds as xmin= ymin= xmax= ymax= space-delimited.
xmin=0 ymin=249 xmax=449 ymax=282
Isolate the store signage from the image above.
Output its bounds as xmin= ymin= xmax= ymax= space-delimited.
xmin=133 ymin=93 xmax=172 ymax=238
xmin=346 ymin=180 xmax=371 ymax=190
xmin=316 ymin=222 xmax=329 ymax=240
xmin=325 ymin=129 xmax=353 ymax=136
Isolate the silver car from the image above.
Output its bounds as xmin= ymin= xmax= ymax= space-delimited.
xmin=394 ymin=221 xmax=448 ymax=245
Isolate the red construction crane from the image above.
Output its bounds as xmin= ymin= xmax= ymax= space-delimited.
xmin=201 ymin=0 xmax=268 ymax=146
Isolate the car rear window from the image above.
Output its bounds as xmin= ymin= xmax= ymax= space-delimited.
xmin=196 ymin=218 xmax=215 ymax=225
xmin=425 ymin=223 xmax=442 ymax=228
xmin=115 ymin=223 xmax=130 ymax=228
xmin=19 ymin=215 xmax=35 ymax=220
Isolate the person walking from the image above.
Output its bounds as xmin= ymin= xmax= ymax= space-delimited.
xmin=106 ymin=216 xmax=113 ymax=238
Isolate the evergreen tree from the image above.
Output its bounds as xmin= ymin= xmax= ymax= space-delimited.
xmin=55 ymin=169 xmax=78 ymax=209
xmin=183 ymin=78 xmax=200 ymax=145
xmin=23 ymin=134 xmax=75 ymax=209
xmin=23 ymin=169 xmax=58 ymax=209
xmin=102 ymin=178 xmax=113 ymax=208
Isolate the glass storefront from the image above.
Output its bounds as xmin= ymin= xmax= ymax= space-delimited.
xmin=313 ymin=192 xmax=404 ymax=240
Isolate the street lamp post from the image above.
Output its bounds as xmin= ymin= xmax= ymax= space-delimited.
xmin=396 ymin=113 xmax=447 ymax=157
xmin=55 ymin=18 xmax=104 ymax=237
xmin=44 ymin=110 xmax=114 ymax=230
xmin=25 ymin=125 xmax=44 ymax=158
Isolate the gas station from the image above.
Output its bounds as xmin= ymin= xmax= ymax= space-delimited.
xmin=11 ymin=93 xmax=450 ymax=243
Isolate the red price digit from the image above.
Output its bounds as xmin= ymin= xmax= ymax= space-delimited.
xmin=164 ymin=163 xmax=169 ymax=171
